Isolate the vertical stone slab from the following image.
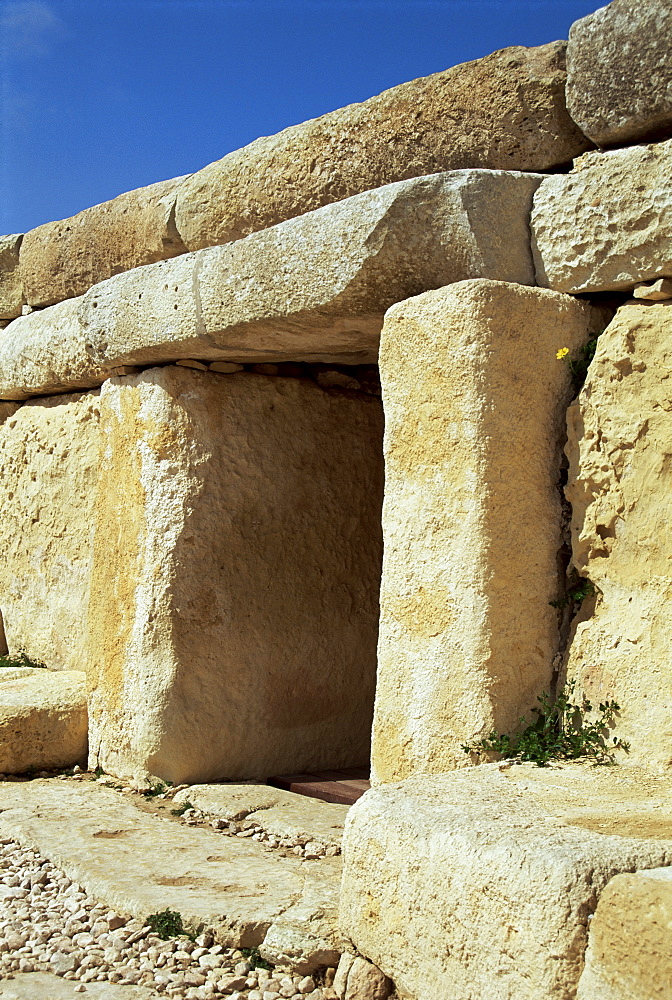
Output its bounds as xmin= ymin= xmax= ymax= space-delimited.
xmin=0 ymin=235 xmax=25 ymax=320
xmin=565 ymin=300 xmax=672 ymax=769
xmin=0 ymin=392 xmax=100 ymax=671
xmin=87 ymin=366 xmax=384 ymax=783
xmin=371 ymin=280 xmax=602 ymax=783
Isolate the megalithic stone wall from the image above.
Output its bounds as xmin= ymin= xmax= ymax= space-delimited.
xmin=0 ymin=170 xmax=543 ymax=401
xmin=86 ymin=366 xmax=384 ymax=784
xmin=564 ymin=299 xmax=672 ymax=770
xmin=371 ymin=280 xmax=604 ymax=784
xmin=0 ymin=391 xmax=100 ymax=673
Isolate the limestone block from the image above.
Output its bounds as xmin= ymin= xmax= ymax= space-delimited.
xmin=566 ymin=0 xmax=672 ymax=148
xmin=19 ymin=175 xmax=188 ymax=308
xmin=565 ymin=301 xmax=672 ymax=770
xmin=531 ymin=139 xmax=672 ymax=294
xmin=0 ymin=973 xmax=157 ymax=998
xmin=87 ymin=365 xmax=384 ymax=784
xmin=0 ymin=670 xmax=87 ymax=773
xmin=0 ymin=170 xmax=543 ymax=401
xmin=0 ymin=391 xmax=100 ymax=673
xmin=634 ymin=278 xmax=672 ymax=301
xmin=0 ymin=235 xmax=25 ymax=319
xmin=175 ymin=42 xmax=589 ymax=251
xmin=371 ymin=280 xmax=603 ymax=784
xmin=577 ymin=867 xmax=672 ymax=1000
xmin=340 ymin=763 xmax=672 ymax=1000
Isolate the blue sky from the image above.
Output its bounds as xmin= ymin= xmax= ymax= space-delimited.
xmin=1 ymin=0 xmax=605 ymax=234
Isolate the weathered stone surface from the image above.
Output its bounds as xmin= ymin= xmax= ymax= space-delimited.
xmin=19 ymin=175 xmax=188 ymax=308
xmin=0 ymin=972 xmax=157 ymax=999
xmin=565 ymin=301 xmax=672 ymax=770
xmin=0 ymin=780 xmax=345 ymax=967
xmin=566 ymin=0 xmax=672 ymax=148
xmin=87 ymin=365 xmax=383 ymax=784
xmin=531 ymin=139 xmax=672 ymax=294
xmin=0 ymin=171 xmax=543 ymax=400
xmin=0 ymin=234 xmax=24 ymax=319
xmin=634 ymin=277 xmax=672 ymax=301
xmin=340 ymin=957 xmax=392 ymax=1000
xmin=0 ymin=670 xmax=87 ymax=773
xmin=577 ymin=866 xmax=672 ymax=1000
xmin=175 ymin=784 xmax=349 ymax=845
xmin=176 ymin=42 xmax=588 ymax=251
xmin=371 ymin=280 xmax=603 ymax=784
xmin=340 ymin=763 xmax=672 ymax=1000
xmin=0 ymin=391 xmax=100 ymax=672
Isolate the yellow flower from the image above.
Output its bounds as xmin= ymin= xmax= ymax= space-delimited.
xmin=556 ymin=347 xmax=570 ymax=360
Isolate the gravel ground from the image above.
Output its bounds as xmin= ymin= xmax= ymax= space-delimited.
xmin=0 ymin=839 xmax=337 ymax=999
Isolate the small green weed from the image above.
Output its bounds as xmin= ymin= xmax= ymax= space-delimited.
xmin=550 ymin=574 xmax=596 ymax=610
xmin=146 ymin=909 xmax=189 ymax=940
xmin=0 ymin=651 xmax=46 ymax=669
xmin=557 ymin=337 xmax=599 ymax=394
xmin=240 ymin=947 xmax=272 ymax=971
xmin=462 ymin=680 xmax=630 ymax=767
xmin=170 ymin=800 xmax=194 ymax=816
xmin=141 ymin=780 xmax=167 ymax=798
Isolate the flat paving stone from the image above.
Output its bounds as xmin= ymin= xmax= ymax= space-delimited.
xmin=0 ymin=780 xmax=344 ymax=969
xmin=0 ymin=973 xmax=157 ymax=998
xmin=175 ymin=784 xmax=349 ymax=845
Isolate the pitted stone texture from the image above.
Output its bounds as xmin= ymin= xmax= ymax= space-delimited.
xmin=19 ymin=175 xmax=188 ymax=308
xmin=0 ymin=235 xmax=24 ymax=319
xmin=175 ymin=784 xmax=349 ymax=844
xmin=0 ymin=391 xmax=100 ymax=672
xmin=0 ymin=780 xmax=345 ymax=968
xmin=531 ymin=139 xmax=672 ymax=294
xmin=577 ymin=867 xmax=672 ymax=1000
xmin=340 ymin=763 xmax=672 ymax=1000
xmin=565 ymin=301 xmax=672 ymax=770
xmin=0 ymin=670 xmax=87 ymax=773
xmin=566 ymin=0 xmax=672 ymax=148
xmin=0 ymin=170 xmax=543 ymax=401
xmin=371 ymin=280 xmax=603 ymax=784
xmin=87 ymin=366 xmax=383 ymax=784
xmin=176 ymin=42 xmax=588 ymax=251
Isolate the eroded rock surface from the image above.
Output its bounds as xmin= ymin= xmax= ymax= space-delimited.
xmin=0 ymin=235 xmax=24 ymax=319
xmin=0 ymin=391 xmax=100 ymax=672
xmin=340 ymin=763 xmax=672 ymax=1000
xmin=0 ymin=170 xmax=543 ymax=400
xmin=175 ymin=42 xmax=588 ymax=251
xmin=565 ymin=300 xmax=672 ymax=769
xmin=371 ymin=280 xmax=603 ymax=783
xmin=566 ymin=0 xmax=672 ymax=147
xmin=532 ymin=139 xmax=672 ymax=294
xmin=87 ymin=366 xmax=383 ymax=784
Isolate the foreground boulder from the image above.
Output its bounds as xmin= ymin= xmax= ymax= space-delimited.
xmin=531 ymin=138 xmax=672 ymax=294
xmin=19 ymin=176 xmax=188 ymax=308
xmin=0 ymin=170 xmax=543 ymax=400
xmin=577 ymin=866 xmax=672 ymax=1000
xmin=565 ymin=300 xmax=672 ymax=769
xmin=87 ymin=365 xmax=383 ymax=783
xmin=371 ymin=280 xmax=604 ymax=783
xmin=340 ymin=763 xmax=672 ymax=1000
xmin=175 ymin=42 xmax=589 ymax=251
xmin=0 ymin=391 xmax=100 ymax=672
xmin=566 ymin=0 xmax=672 ymax=148
xmin=0 ymin=670 xmax=87 ymax=773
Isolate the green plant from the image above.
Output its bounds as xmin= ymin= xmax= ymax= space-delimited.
xmin=557 ymin=337 xmax=599 ymax=394
xmin=550 ymin=574 xmax=596 ymax=610
xmin=0 ymin=651 xmax=46 ymax=669
xmin=240 ymin=947 xmax=272 ymax=971
xmin=141 ymin=780 xmax=167 ymax=798
xmin=170 ymin=800 xmax=194 ymax=816
xmin=146 ymin=909 xmax=188 ymax=940
xmin=462 ymin=680 xmax=630 ymax=767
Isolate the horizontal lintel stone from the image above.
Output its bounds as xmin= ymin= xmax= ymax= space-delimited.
xmin=0 ymin=170 xmax=543 ymax=401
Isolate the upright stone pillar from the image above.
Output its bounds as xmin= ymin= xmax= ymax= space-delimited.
xmin=87 ymin=365 xmax=384 ymax=784
xmin=371 ymin=279 xmax=602 ymax=783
